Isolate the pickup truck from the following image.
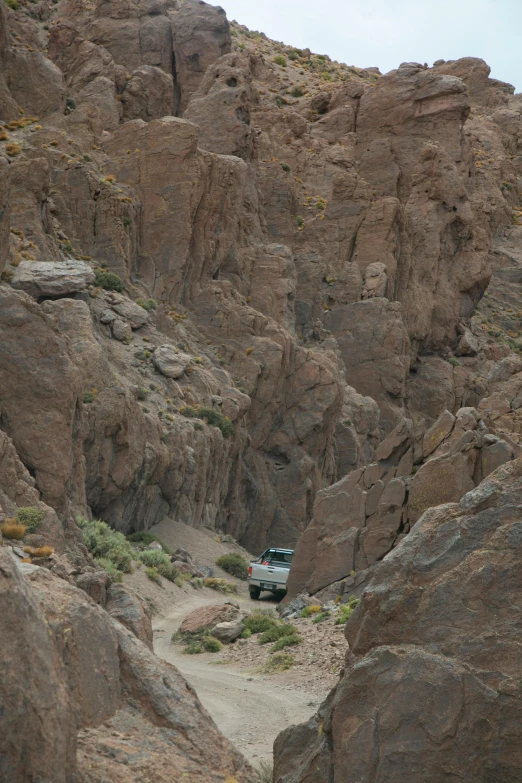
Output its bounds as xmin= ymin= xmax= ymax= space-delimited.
xmin=247 ymin=548 xmax=294 ymax=599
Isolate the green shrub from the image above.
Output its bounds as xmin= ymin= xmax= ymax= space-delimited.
xmin=127 ymin=531 xmax=172 ymax=554
xmin=262 ymin=652 xmax=294 ymax=672
xmin=184 ymin=641 xmax=203 ymax=654
xmin=202 ymin=636 xmax=223 ymax=653
xmin=138 ymin=549 xmax=178 ymax=582
xmin=15 ymin=506 xmax=45 ymax=532
xmin=145 ymin=566 xmax=161 ymax=584
xmin=281 ymin=163 xmax=291 ymax=172
xmin=448 ymin=357 xmax=461 ymax=367
xmin=301 ymin=604 xmax=322 ymax=618
xmin=94 ymin=270 xmax=125 ymax=292
xmin=272 ymin=633 xmax=302 ymax=651
xmin=191 ymin=576 xmax=204 ymax=589
xmin=243 ymin=610 xmax=279 ymax=635
xmin=5 ymin=0 xmax=18 ymax=9
xmin=179 ymin=405 xmax=234 ymax=438
xmin=296 ymin=215 xmax=304 ymax=228
xmin=136 ymin=297 xmax=157 ymax=311
xmin=290 ymin=86 xmax=305 ymax=97
xmin=241 ymin=628 xmax=252 ymax=639
xmin=198 ymin=407 xmax=235 ymax=438
xmin=94 ymin=557 xmax=124 ymax=583
xmin=83 ymin=390 xmax=96 ymax=404
xmin=258 ymin=624 xmax=297 ymax=644
xmin=77 ymin=516 xmax=135 ymax=574
xmin=312 ymin=611 xmax=330 ymax=624
xmin=203 ymin=577 xmax=238 ymax=595
xmin=216 ymin=553 xmax=249 ymax=580
xmin=137 ymin=387 xmax=149 ymax=401
xmin=273 ymin=55 xmax=287 ymax=67
xmin=335 ymin=597 xmax=359 ymax=625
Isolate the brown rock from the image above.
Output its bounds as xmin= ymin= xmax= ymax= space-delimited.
xmin=407 ymin=449 xmax=476 ymax=523
xmin=276 ymin=458 xmax=522 ymax=782
xmin=171 ymin=0 xmax=231 ymax=113
xmin=179 ymin=603 xmax=239 ymax=634
xmin=105 ymin=582 xmax=153 ymax=649
xmin=121 ymin=64 xmax=174 ymax=121
xmin=422 ymin=408 xmax=455 ymax=458
xmin=0 ymin=550 xmax=76 ymax=783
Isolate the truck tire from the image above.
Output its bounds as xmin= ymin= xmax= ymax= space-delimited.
xmin=249 ymin=586 xmax=261 ymax=600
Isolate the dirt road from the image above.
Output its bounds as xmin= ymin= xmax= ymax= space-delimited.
xmin=153 ymin=591 xmax=321 ymax=766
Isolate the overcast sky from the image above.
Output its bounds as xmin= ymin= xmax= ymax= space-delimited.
xmin=212 ymin=0 xmax=521 ymax=92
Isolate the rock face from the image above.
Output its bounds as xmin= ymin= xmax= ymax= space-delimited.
xmin=275 ymin=458 xmax=522 ymax=782
xmin=286 ymin=407 xmax=515 ymax=600
xmin=0 ymin=548 xmax=254 ymax=782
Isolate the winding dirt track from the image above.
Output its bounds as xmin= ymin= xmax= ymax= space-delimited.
xmin=153 ymin=591 xmax=319 ymax=766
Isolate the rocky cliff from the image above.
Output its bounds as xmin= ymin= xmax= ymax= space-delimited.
xmin=2 ymin=0 xmax=522 ymax=778
xmin=2 ymin=0 xmax=521 ymax=557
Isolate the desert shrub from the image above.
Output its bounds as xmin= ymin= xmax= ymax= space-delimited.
xmin=94 ymin=557 xmax=124 ymax=583
xmin=184 ymin=641 xmax=203 ymax=654
xmin=290 ymin=86 xmax=305 ymax=97
xmin=15 ymin=506 xmax=45 ymax=532
xmin=77 ymin=516 xmax=134 ymax=574
xmin=281 ymin=163 xmax=291 ymax=172
xmin=272 ymin=633 xmax=302 ymax=651
xmin=312 ymin=611 xmax=330 ymax=624
xmin=335 ymin=596 xmax=359 ymax=625
xmin=127 ymin=531 xmax=172 ymax=554
xmin=241 ymin=628 xmax=252 ymax=639
xmin=243 ymin=609 xmax=278 ymax=635
xmin=258 ymin=624 xmax=297 ymax=644
xmin=83 ymin=390 xmax=96 ymax=403
xmin=216 ymin=553 xmax=249 ymax=580
xmin=138 ymin=549 xmax=178 ymax=582
xmin=23 ymin=546 xmax=54 ymax=558
xmin=273 ymin=55 xmax=287 ymax=67
xmin=94 ymin=270 xmax=125 ymax=292
xmin=5 ymin=143 xmax=21 ymax=157
xmin=198 ymin=407 xmax=235 ymax=438
xmin=296 ymin=215 xmax=304 ymax=228
xmin=202 ymin=636 xmax=223 ymax=653
xmin=261 ymin=652 xmax=294 ymax=672
xmin=191 ymin=577 xmax=203 ymax=589
xmin=145 ymin=566 xmax=161 ymax=584
xmin=5 ymin=0 xmax=18 ymax=9
xmin=300 ymin=604 xmax=322 ymax=618
xmin=136 ymin=297 xmax=156 ymax=311
xmin=137 ymin=386 xmax=149 ymax=401
xmin=0 ymin=521 xmax=26 ymax=540
xmin=203 ymin=577 xmax=238 ymax=595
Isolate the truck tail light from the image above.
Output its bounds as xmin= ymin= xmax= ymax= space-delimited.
xmin=248 ymin=565 xmax=252 ymax=576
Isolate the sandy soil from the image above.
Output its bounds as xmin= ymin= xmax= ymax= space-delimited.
xmin=124 ymin=517 xmax=341 ymax=767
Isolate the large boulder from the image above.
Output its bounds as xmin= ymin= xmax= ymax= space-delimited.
xmin=11 ymin=259 xmax=95 ymax=298
xmin=152 ymin=344 xmax=191 ymax=379
xmin=211 ymin=617 xmax=245 ymax=643
xmin=179 ymin=603 xmax=239 ymax=634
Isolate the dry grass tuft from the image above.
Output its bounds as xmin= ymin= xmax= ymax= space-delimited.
xmin=24 ymin=545 xmax=54 ymax=558
xmin=1 ymin=521 xmax=27 ymax=540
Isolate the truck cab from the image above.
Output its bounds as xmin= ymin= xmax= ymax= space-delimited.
xmin=247 ymin=548 xmax=294 ymax=599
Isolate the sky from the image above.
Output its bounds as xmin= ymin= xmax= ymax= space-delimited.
xmin=212 ymin=0 xmax=522 ymax=92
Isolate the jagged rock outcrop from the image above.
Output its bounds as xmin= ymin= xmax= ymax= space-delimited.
xmin=286 ymin=407 xmax=516 ymax=600
xmin=275 ymin=458 xmax=522 ymax=782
